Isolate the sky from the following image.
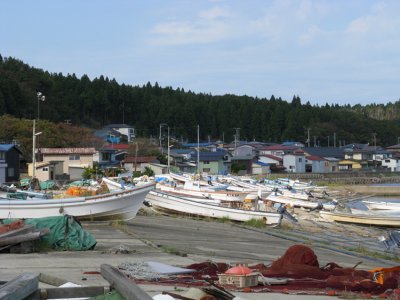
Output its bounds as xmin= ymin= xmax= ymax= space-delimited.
xmin=1 ymin=0 xmax=399 ymax=106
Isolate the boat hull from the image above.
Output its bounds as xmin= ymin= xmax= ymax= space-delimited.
xmin=0 ymin=183 xmax=155 ymax=221
xmin=319 ymin=210 xmax=400 ymax=227
xmin=146 ymin=190 xmax=282 ymax=226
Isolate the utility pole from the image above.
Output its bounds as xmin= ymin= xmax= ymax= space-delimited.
xmin=234 ymin=128 xmax=240 ymax=150
xmin=327 ymin=136 xmax=330 ymax=147
xmin=333 ymin=132 xmax=336 ymax=148
xmin=134 ymin=142 xmax=138 ymax=172
xmin=307 ymin=128 xmax=311 ymax=147
xmin=197 ymin=124 xmax=200 ymax=175
xmin=167 ymin=126 xmax=170 ymax=173
xmin=313 ymin=136 xmax=317 ymax=147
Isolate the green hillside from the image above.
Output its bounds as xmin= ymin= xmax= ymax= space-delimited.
xmin=1 ymin=54 xmax=399 ymax=147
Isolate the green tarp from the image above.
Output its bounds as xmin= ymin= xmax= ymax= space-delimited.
xmin=25 ymin=215 xmax=97 ymax=251
xmin=88 ymin=290 xmax=124 ymax=300
xmin=3 ymin=215 xmax=97 ymax=251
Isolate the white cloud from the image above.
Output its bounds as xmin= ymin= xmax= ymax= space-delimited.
xmin=295 ymin=0 xmax=312 ymax=21
xmin=346 ymin=17 xmax=370 ymax=34
xmin=150 ymin=7 xmax=232 ymax=45
xmin=198 ymin=7 xmax=231 ymax=20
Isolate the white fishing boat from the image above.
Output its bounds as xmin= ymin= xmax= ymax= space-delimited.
xmin=319 ymin=209 xmax=400 ymax=227
xmin=362 ymin=200 xmax=400 ymax=211
xmin=0 ymin=182 xmax=155 ymax=221
xmin=145 ymin=190 xmax=283 ymax=226
xmin=157 ymin=180 xmax=250 ymax=202
xmin=266 ymin=194 xmax=336 ymax=211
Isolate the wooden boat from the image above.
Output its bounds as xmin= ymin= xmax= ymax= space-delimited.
xmin=145 ymin=190 xmax=283 ymax=226
xmin=0 ymin=182 xmax=155 ymax=221
xmin=362 ymin=200 xmax=400 ymax=211
xmin=319 ymin=209 xmax=400 ymax=227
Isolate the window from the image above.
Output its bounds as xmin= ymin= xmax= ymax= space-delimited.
xmin=42 ymin=167 xmax=48 ymax=171
xmin=203 ymin=168 xmax=211 ymax=172
xmin=385 ymin=159 xmax=391 ymax=163
xmin=7 ymin=168 xmax=14 ymax=177
xmin=0 ymin=152 xmax=4 ymax=160
xmin=203 ymin=161 xmax=210 ymax=164
xmin=298 ymin=158 xmax=302 ymax=162
xmin=69 ymin=154 xmax=80 ymax=160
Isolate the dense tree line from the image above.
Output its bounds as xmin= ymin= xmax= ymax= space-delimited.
xmin=1 ymin=54 xmax=400 ymax=147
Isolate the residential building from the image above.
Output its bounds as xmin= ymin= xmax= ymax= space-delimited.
xmin=260 ymin=145 xmax=299 ymax=158
xmin=30 ymin=161 xmax=64 ymax=182
xmin=283 ymin=153 xmax=306 ymax=173
xmin=258 ymin=154 xmax=285 ymax=172
xmin=252 ymin=161 xmax=271 ymax=175
xmin=381 ymin=157 xmax=400 ymax=172
xmin=123 ymin=156 xmax=159 ymax=173
xmin=95 ymin=143 xmax=128 ymax=170
xmin=305 ymin=156 xmax=326 ymax=173
xmin=324 ymin=157 xmax=340 ymax=172
xmin=197 ymin=150 xmax=232 ymax=175
xmin=338 ymin=159 xmax=363 ymax=171
xmin=0 ymin=144 xmax=22 ymax=183
xmin=37 ymin=148 xmax=96 ymax=180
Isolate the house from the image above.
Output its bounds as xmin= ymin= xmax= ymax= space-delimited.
xmin=303 ymin=147 xmax=345 ymax=160
xmin=252 ymin=161 xmax=271 ymax=175
xmin=232 ymin=144 xmax=257 ymax=157
xmin=0 ymin=144 xmax=22 ymax=183
xmin=30 ymin=161 xmax=64 ymax=182
xmin=258 ymin=154 xmax=285 ymax=172
xmin=260 ymin=145 xmax=299 ymax=158
xmin=196 ymin=150 xmax=232 ymax=175
xmin=381 ymin=156 xmax=400 ymax=172
xmin=36 ymin=148 xmax=97 ymax=180
xmin=231 ymin=155 xmax=256 ymax=175
xmin=167 ymin=149 xmax=197 ymax=173
xmin=104 ymin=124 xmax=135 ymax=143
xmin=283 ymin=152 xmax=306 ymax=173
xmin=147 ymin=163 xmax=169 ymax=175
xmin=386 ymin=144 xmax=400 ymax=155
xmin=324 ymin=157 xmax=340 ymax=172
xmin=95 ymin=143 xmax=129 ymax=170
xmin=338 ymin=159 xmax=363 ymax=171
xmin=305 ymin=156 xmax=326 ymax=173
xmin=123 ymin=156 xmax=159 ymax=173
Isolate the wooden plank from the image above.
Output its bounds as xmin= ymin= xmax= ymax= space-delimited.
xmin=0 ymin=225 xmax=35 ymax=239
xmin=38 ymin=273 xmax=69 ymax=287
xmin=40 ymin=286 xmax=108 ymax=299
xmin=100 ymin=264 xmax=152 ymax=300
xmin=0 ymin=273 xmax=38 ymax=300
xmin=0 ymin=229 xmax=50 ymax=247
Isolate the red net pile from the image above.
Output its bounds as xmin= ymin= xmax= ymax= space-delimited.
xmin=186 ymin=245 xmax=400 ymax=295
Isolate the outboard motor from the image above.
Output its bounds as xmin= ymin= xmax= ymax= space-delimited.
xmin=379 ymin=231 xmax=400 ymax=250
xmin=277 ymin=204 xmax=298 ymax=223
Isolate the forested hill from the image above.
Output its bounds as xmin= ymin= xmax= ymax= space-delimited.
xmin=1 ymin=54 xmax=400 ymax=146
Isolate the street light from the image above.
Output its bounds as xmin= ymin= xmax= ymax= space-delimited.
xmin=36 ymin=92 xmax=46 ymax=124
xmin=32 ymin=119 xmax=42 ymax=179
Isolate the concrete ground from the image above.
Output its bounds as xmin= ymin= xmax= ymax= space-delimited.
xmin=0 ymin=212 xmax=396 ymax=299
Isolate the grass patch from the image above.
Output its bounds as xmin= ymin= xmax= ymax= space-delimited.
xmin=216 ymin=216 xmax=231 ymax=223
xmin=243 ymin=218 xmax=266 ymax=228
xmin=344 ymin=246 xmax=400 ymax=262
xmin=160 ymin=245 xmax=188 ymax=257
